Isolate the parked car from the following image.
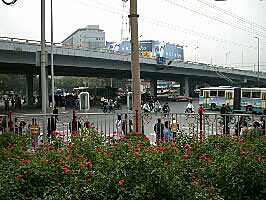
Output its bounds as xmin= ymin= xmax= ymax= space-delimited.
xmin=172 ymin=95 xmax=193 ymax=102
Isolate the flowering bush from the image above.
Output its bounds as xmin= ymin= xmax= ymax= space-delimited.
xmin=0 ymin=127 xmax=265 ymax=200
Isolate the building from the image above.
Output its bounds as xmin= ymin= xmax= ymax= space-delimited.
xmin=62 ymin=25 xmax=105 ymax=49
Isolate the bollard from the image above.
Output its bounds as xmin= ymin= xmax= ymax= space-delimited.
xmin=198 ymin=105 xmax=205 ymax=138
xmin=72 ymin=110 xmax=77 ymax=133
xmin=135 ymin=109 xmax=139 ymax=134
xmin=9 ymin=112 xmax=13 ymax=132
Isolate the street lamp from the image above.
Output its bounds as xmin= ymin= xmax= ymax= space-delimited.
xmin=194 ymin=46 xmax=199 ymax=62
xmin=51 ymin=0 xmax=55 ymax=109
xmin=254 ymin=36 xmax=260 ymax=87
xmin=225 ymin=51 xmax=230 ymax=65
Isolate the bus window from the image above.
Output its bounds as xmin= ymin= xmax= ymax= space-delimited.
xmin=200 ymin=89 xmax=203 ymax=97
xmin=204 ymin=91 xmax=209 ymax=97
xmin=210 ymin=90 xmax=217 ymax=97
xmin=242 ymin=91 xmax=251 ymax=98
xmin=218 ymin=90 xmax=225 ymax=97
xmin=252 ymin=91 xmax=261 ymax=98
xmin=262 ymin=93 xmax=266 ymax=100
xmin=226 ymin=92 xmax=233 ymax=99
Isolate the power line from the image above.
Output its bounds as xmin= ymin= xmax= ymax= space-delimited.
xmin=75 ymin=0 xmax=258 ymax=49
xmin=164 ymin=0 xmax=266 ymax=39
xmin=197 ymin=0 xmax=266 ymax=32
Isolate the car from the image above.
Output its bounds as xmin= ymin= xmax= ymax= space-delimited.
xmin=172 ymin=95 xmax=193 ymax=102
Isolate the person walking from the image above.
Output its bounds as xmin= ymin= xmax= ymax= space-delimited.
xmin=115 ymin=115 xmax=123 ymax=135
xmin=154 ymin=118 xmax=164 ymax=140
xmin=163 ymin=121 xmax=173 ymax=141
xmin=170 ymin=115 xmax=178 ymax=138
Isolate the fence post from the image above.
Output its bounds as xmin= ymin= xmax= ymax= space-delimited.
xmin=135 ymin=109 xmax=139 ymax=134
xmin=72 ymin=110 xmax=77 ymax=133
xmin=9 ymin=112 xmax=13 ymax=132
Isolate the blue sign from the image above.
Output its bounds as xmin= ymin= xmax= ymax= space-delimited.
xmin=157 ymin=57 xmax=166 ymax=64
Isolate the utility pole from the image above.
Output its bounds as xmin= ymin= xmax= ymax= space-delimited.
xmin=129 ymin=0 xmax=141 ymax=133
xmin=41 ymin=0 xmax=47 ymax=140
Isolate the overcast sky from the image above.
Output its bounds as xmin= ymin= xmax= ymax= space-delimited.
xmin=0 ymin=0 xmax=265 ymax=71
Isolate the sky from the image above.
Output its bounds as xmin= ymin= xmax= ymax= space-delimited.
xmin=0 ymin=0 xmax=266 ymax=71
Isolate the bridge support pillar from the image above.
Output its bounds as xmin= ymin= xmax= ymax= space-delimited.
xmin=26 ymin=74 xmax=34 ymax=105
xmin=184 ymin=77 xmax=189 ymax=97
xmin=150 ymin=79 xmax=157 ymax=97
xmin=180 ymin=77 xmax=190 ymax=96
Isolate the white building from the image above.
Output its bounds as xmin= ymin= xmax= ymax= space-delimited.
xmin=62 ymin=25 xmax=105 ymax=49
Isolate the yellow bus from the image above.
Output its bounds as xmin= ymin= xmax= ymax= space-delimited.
xmin=199 ymin=86 xmax=266 ymax=114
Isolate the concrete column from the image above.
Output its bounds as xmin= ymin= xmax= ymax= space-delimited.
xmin=26 ymin=74 xmax=34 ymax=105
xmin=179 ymin=79 xmax=184 ymax=95
xmin=184 ymin=77 xmax=189 ymax=97
xmin=150 ymin=79 xmax=157 ymax=97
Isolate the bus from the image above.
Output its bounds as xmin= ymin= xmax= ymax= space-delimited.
xmin=199 ymin=86 xmax=266 ymax=114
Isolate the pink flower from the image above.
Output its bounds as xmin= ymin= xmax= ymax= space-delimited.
xmin=194 ymin=181 xmax=199 ymax=185
xmin=67 ymin=149 xmax=73 ymax=153
xmin=138 ymin=157 xmax=142 ymax=161
xmin=108 ymin=136 xmax=113 ymax=140
xmin=121 ymin=135 xmax=126 ymax=140
xmin=63 ymin=167 xmax=68 ymax=172
xmin=210 ymin=185 xmax=215 ymax=190
xmin=86 ymin=161 xmax=92 ymax=166
xmin=171 ymin=138 xmax=176 ymax=142
xmin=48 ymin=146 xmax=54 ymax=151
xmin=209 ymin=192 xmax=213 ymax=197
xmin=136 ymin=144 xmax=142 ymax=148
xmin=58 ymin=182 xmax=61 ymax=186
xmin=80 ymin=163 xmax=85 ymax=167
xmin=255 ymin=154 xmax=260 ymax=159
xmin=52 ymin=131 xmax=58 ymax=136
xmin=88 ymin=178 xmax=91 ymax=182
xmin=144 ymin=136 xmax=149 ymax=140
xmin=17 ymin=173 xmax=23 ymax=179
xmin=135 ymin=152 xmax=139 ymax=156
xmin=119 ymin=179 xmax=125 ymax=185
xmin=184 ymin=154 xmax=189 ymax=159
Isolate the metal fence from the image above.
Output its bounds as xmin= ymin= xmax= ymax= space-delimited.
xmin=1 ymin=110 xmax=265 ymax=145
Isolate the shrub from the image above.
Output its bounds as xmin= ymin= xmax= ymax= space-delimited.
xmin=0 ymin=128 xmax=265 ymax=200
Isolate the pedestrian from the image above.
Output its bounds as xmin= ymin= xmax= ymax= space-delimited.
xmin=185 ymin=100 xmax=195 ymax=113
xmin=122 ymin=114 xmax=128 ymax=135
xmin=154 ymin=118 xmax=164 ymax=140
xmin=29 ymin=118 xmax=40 ymax=151
xmin=221 ymin=104 xmax=229 ymax=134
xmin=115 ymin=115 xmax=123 ymax=135
xmin=163 ymin=121 xmax=173 ymax=141
xmin=170 ymin=115 xmax=178 ymax=138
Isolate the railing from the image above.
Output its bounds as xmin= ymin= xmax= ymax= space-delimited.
xmin=2 ymin=111 xmax=266 ymax=145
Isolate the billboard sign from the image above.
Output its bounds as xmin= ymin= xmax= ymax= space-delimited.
xmin=106 ymin=40 xmax=184 ymax=60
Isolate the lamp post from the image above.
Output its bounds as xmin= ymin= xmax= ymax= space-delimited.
xmin=194 ymin=46 xmax=199 ymax=62
xmin=51 ymin=0 xmax=55 ymax=109
xmin=254 ymin=36 xmax=260 ymax=87
xmin=41 ymin=0 xmax=47 ymax=140
xmin=225 ymin=51 xmax=230 ymax=66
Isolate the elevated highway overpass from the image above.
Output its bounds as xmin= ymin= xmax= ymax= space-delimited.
xmin=0 ymin=37 xmax=265 ymax=104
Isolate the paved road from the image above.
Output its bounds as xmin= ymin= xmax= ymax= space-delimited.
xmin=0 ymin=99 xmax=203 ymax=143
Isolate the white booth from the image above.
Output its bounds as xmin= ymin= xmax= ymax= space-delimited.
xmin=79 ymin=92 xmax=90 ymax=110
xmin=127 ymin=92 xmax=132 ymax=111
